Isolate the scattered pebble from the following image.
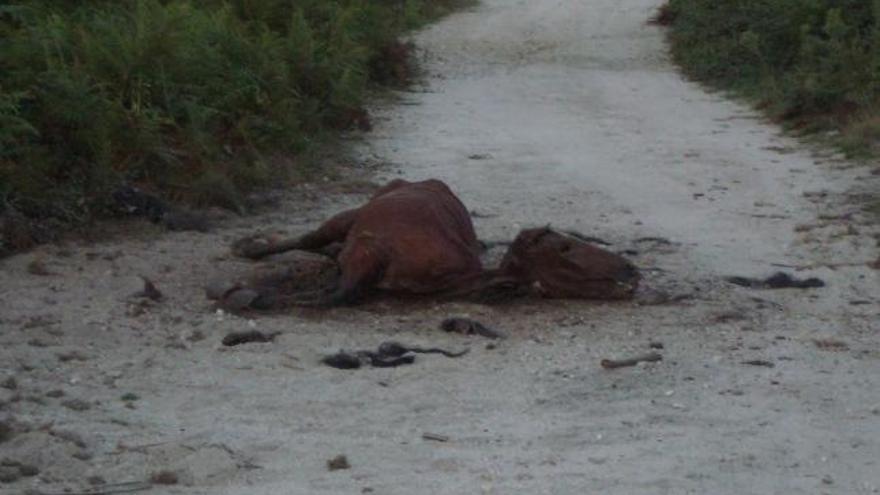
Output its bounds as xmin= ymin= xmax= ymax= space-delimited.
xmin=150 ymin=470 xmax=179 ymax=485
xmin=327 ymin=455 xmax=351 ymax=471
xmin=222 ymin=330 xmax=280 ymax=347
xmin=26 ymin=259 xmax=51 ymax=276
xmin=1 ymin=377 xmax=17 ymax=390
xmin=49 ymin=429 xmax=87 ymax=449
xmin=422 ymin=432 xmax=450 ymax=443
xmin=56 ymin=351 xmax=90 ymax=362
xmin=0 ymin=466 xmax=20 ymax=483
xmin=742 ymin=359 xmax=775 ymax=368
xmin=87 ymin=475 xmax=106 ymax=486
xmin=0 ymin=420 xmax=13 ymax=443
xmin=18 ymin=464 xmax=39 ymax=477
xmin=441 ymin=317 xmax=506 ymax=339
xmin=132 ymin=276 xmax=163 ymax=301
xmin=72 ymin=450 xmax=93 ymax=461
xmin=813 ymin=339 xmax=849 ymax=351
xmin=725 ymin=272 xmax=825 ymax=289
xmin=62 ymin=399 xmax=92 ymax=411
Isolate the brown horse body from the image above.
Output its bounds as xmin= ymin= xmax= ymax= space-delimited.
xmin=217 ymin=179 xmax=639 ymax=309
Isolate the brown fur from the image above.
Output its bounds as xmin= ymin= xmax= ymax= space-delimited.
xmin=230 ymin=179 xmax=484 ymax=305
xmin=223 ymin=179 xmax=639 ymax=308
xmin=500 ymin=227 xmax=639 ymax=299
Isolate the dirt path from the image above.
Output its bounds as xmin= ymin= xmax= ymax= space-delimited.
xmin=2 ymin=1 xmax=879 ymax=494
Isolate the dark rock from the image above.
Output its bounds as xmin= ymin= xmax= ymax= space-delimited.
xmin=440 ymin=317 xmax=506 ymax=339
xmin=221 ymin=330 xmax=280 ymax=347
xmin=18 ymin=464 xmax=39 ymax=477
xmin=49 ymin=429 xmax=87 ymax=449
xmin=150 ymin=470 xmax=179 ymax=485
xmin=0 ymin=420 xmax=13 ymax=443
xmin=87 ymin=475 xmax=106 ymax=486
xmin=742 ymin=359 xmax=775 ymax=368
xmin=72 ymin=450 xmax=93 ymax=461
xmin=322 ymin=353 xmax=363 ymax=370
xmin=0 ymin=466 xmax=20 ymax=483
xmin=56 ymin=351 xmax=90 ymax=362
xmin=132 ymin=277 xmax=163 ymax=301
xmin=725 ymin=272 xmax=825 ymax=289
xmin=61 ymin=399 xmax=91 ymax=411
xmin=327 ymin=455 xmax=350 ymax=471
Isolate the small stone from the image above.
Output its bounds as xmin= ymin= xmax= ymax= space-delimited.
xmin=62 ymin=399 xmax=91 ymax=411
xmin=49 ymin=429 xmax=87 ymax=449
xmin=26 ymin=259 xmax=51 ymax=276
xmin=46 ymin=390 xmax=65 ymax=398
xmin=18 ymin=464 xmax=39 ymax=477
xmin=72 ymin=450 xmax=93 ymax=461
xmin=327 ymin=455 xmax=351 ymax=471
xmin=132 ymin=277 xmax=163 ymax=301
xmin=0 ymin=420 xmax=12 ymax=443
xmin=150 ymin=470 xmax=178 ymax=485
xmin=0 ymin=466 xmax=20 ymax=483
xmin=56 ymin=351 xmax=89 ymax=362
xmin=0 ymin=377 xmax=17 ymax=390
xmin=87 ymin=475 xmax=106 ymax=486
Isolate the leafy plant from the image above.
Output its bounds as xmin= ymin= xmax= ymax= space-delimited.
xmin=0 ymin=0 xmax=470 ymax=237
xmin=665 ymin=0 xmax=880 ymax=159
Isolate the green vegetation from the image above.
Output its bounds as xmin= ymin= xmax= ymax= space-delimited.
xmin=662 ymin=0 xmax=880 ymax=157
xmin=0 ymin=0 xmax=467 ymax=244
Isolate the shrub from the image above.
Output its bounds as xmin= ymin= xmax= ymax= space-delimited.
xmin=665 ymin=0 xmax=880 ymax=128
xmin=0 ymin=0 xmax=468 ymax=226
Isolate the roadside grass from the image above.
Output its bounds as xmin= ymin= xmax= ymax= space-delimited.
xmin=0 ymin=0 xmax=473 ymax=255
xmin=659 ymin=0 xmax=880 ymax=162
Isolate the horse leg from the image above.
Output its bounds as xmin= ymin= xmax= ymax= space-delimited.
xmin=440 ymin=269 xmax=527 ymax=303
xmin=232 ymin=208 xmax=358 ymax=259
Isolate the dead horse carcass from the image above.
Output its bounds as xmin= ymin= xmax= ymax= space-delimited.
xmin=212 ymin=179 xmax=639 ymax=309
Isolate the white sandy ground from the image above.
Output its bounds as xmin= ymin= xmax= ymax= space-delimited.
xmin=2 ymin=0 xmax=879 ymax=494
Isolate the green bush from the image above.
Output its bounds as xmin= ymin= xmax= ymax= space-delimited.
xmin=0 ymin=0 xmax=467 ymax=223
xmin=665 ymin=0 xmax=880 ymax=148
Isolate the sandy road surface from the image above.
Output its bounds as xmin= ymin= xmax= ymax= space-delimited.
xmin=2 ymin=1 xmax=879 ymax=494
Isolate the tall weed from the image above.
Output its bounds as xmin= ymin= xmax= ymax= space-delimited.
xmin=666 ymin=0 xmax=880 ymax=131
xmin=0 ymin=0 xmax=468 ymax=224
